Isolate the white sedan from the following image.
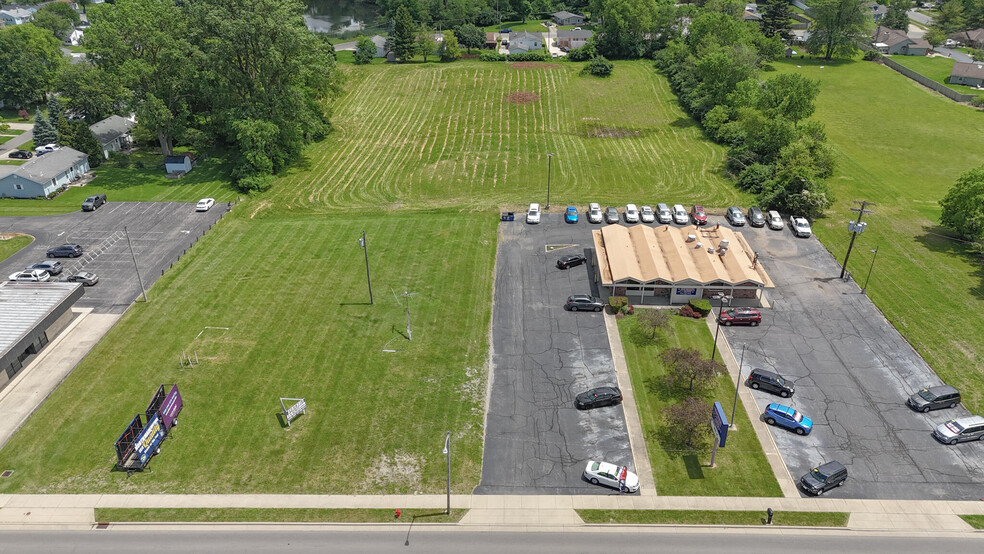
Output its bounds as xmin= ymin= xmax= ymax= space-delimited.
xmin=583 ymin=460 xmax=640 ymax=493
xmin=526 ymin=202 xmax=541 ymax=224
xmin=9 ymin=269 xmax=51 ymax=282
xmin=640 ymin=205 xmax=655 ymax=223
xmin=789 ymin=216 xmax=812 ymax=238
xmin=196 ymin=198 xmax=216 ymax=212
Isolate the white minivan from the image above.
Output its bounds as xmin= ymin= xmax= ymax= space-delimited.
xmin=671 ymin=204 xmax=688 ymax=225
xmin=767 ymin=210 xmax=784 ymax=230
xmin=624 ymin=204 xmax=639 ymax=223
xmin=527 ymin=203 xmax=541 ymax=224
xmin=587 ymin=202 xmax=603 ymax=224
xmin=656 ymin=203 xmax=672 ymax=224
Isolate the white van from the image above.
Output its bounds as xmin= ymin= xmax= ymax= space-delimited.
xmin=671 ymin=204 xmax=688 ymax=225
xmin=587 ymin=202 xmax=603 ymax=224
xmin=656 ymin=203 xmax=672 ymax=224
xmin=624 ymin=204 xmax=639 ymax=223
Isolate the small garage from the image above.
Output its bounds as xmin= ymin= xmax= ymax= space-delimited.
xmin=591 ymin=224 xmax=774 ymax=306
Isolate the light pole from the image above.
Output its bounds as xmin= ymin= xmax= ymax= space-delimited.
xmin=359 ymin=231 xmax=373 ymax=305
xmin=840 ymin=200 xmax=876 ymax=279
xmin=124 ymin=226 xmax=148 ymax=302
xmin=442 ymin=431 xmax=451 ymax=515
xmin=731 ymin=344 xmax=745 ymax=428
xmin=861 ymin=246 xmax=879 ymax=295
xmin=710 ymin=292 xmax=732 ymax=362
xmin=545 ymin=153 xmax=554 ymax=210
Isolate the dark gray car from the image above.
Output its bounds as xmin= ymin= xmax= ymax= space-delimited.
xmin=799 ymin=460 xmax=847 ymax=495
xmin=604 ymin=207 xmax=619 ymax=224
xmin=82 ymin=194 xmax=106 ymax=211
xmin=47 ymin=244 xmax=83 ymax=258
xmin=747 ymin=206 xmax=765 ymax=227
xmin=564 ymin=294 xmax=604 ymax=312
xmin=27 ymin=260 xmax=63 ymax=275
xmin=907 ymin=385 xmax=960 ymax=413
xmin=746 ymin=368 xmax=794 ymax=398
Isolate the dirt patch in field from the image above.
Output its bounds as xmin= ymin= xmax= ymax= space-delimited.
xmin=510 ymin=62 xmax=561 ymax=69
xmin=507 ymin=91 xmax=540 ymax=104
xmin=578 ymin=124 xmax=644 ymax=139
xmin=361 ymin=451 xmax=424 ymax=493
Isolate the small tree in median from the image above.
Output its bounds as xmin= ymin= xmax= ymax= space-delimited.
xmin=661 ymin=347 xmax=725 ymax=392
xmin=637 ymin=309 xmax=674 ymax=340
xmin=664 ymin=396 xmax=713 ymax=449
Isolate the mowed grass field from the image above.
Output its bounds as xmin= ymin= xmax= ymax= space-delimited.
xmin=773 ymin=58 xmax=984 ymax=410
xmin=0 ymin=212 xmax=495 ymax=494
xmin=266 ymin=60 xmax=750 ymax=214
xmin=888 ymin=55 xmax=984 ymax=98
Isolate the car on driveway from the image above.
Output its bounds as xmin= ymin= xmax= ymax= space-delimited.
xmin=47 ymin=244 xmax=83 ymax=258
xmin=799 ymin=460 xmax=847 ymax=495
xmin=196 ymin=198 xmax=216 ymax=212
xmin=640 ymin=205 xmax=655 ymax=223
xmin=82 ymin=194 xmax=107 ymax=211
xmin=556 ymin=254 xmax=587 ymax=269
xmin=624 ymin=204 xmax=639 ymax=223
xmin=564 ymin=294 xmax=604 ymax=312
xmin=605 ymin=206 xmax=619 ymax=224
xmin=527 ymin=203 xmax=541 ymax=224
xmin=907 ymin=385 xmax=961 ymax=413
xmin=26 ymin=261 xmax=62 ymax=275
xmin=575 ymin=387 xmax=622 ymax=410
xmin=67 ymin=271 xmax=99 ymax=286
xmin=690 ymin=205 xmax=707 ymax=225
xmin=565 ymin=206 xmax=579 ymax=223
xmin=767 ymin=210 xmax=784 ymax=230
xmin=718 ymin=307 xmax=761 ymax=326
xmin=790 ymin=216 xmax=812 ymax=237
xmin=8 ymin=269 xmax=51 ymax=282
xmin=726 ymin=206 xmax=746 ymax=226
xmin=932 ymin=415 xmax=984 ymax=445
xmin=8 ymin=150 xmax=33 ymax=159
xmin=747 ymin=206 xmax=765 ymax=227
xmin=583 ymin=460 xmax=639 ymax=493
xmin=671 ymin=204 xmax=688 ymax=225
xmin=763 ymin=403 xmax=812 ymax=435
xmin=746 ymin=368 xmax=794 ymax=398
xmin=587 ymin=203 xmax=603 ymax=224
xmin=35 ymin=143 xmax=59 ymax=155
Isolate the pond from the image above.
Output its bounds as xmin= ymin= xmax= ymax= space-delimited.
xmin=304 ymin=0 xmax=381 ymax=35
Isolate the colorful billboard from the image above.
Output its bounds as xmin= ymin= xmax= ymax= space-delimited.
xmin=147 ymin=384 xmax=183 ymax=431
xmin=132 ymin=413 xmax=166 ymax=465
xmin=114 ymin=415 xmax=144 ymax=463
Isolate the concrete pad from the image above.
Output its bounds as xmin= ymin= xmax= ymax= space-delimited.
xmin=848 ymin=512 xmax=972 ymax=531
xmin=0 ymin=507 xmax=93 ymax=524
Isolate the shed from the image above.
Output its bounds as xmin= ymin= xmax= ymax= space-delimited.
xmin=164 ymin=153 xmax=194 ymax=175
xmin=89 ymin=115 xmax=136 ymax=159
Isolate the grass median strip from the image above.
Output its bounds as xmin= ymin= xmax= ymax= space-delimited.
xmin=0 ymin=234 xmax=33 ymax=262
xmin=95 ymin=508 xmax=466 ymax=524
xmin=960 ymin=515 xmax=984 ymax=529
xmin=578 ymin=509 xmax=848 ymax=527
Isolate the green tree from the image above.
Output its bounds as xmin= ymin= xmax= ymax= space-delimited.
xmin=416 ymin=25 xmax=438 ymax=62
xmin=33 ymin=109 xmax=58 ymax=145
xmin=31 ymin=2 xmax=81 ymax=41
xmin=355 ymin=35 xmax=376 ymax=65
xmin=934 ymin=0 xmax=967 ymax=34
xmin=0 ymin=24 xmax=64 ymax=106
xmin=760 ymin=0 xmax=794 ymax=40
xmin=593 ymin=0 xmax=659 ymax=58
xmin=664 ymin=397 xmax=712 ymax=449
xmin=807 ymin=0 xmax=876 ymax=60
xmin=924 ymin=27 xmax=947 ymax=50
xmin=453 ymin=23 xmax=485 ymax=52
xmin=438 ymin=30 xmax=462 ymax=62
xmin=584 ymin=54 xmax=615 ymax=76
xmin=883 ymin=0 xmax=912 ymax=30
xmin=939 ymin=164 xmax=984 ymax=240
xmin=636 ymin=308 xmax=674 ymax=340
xmin=516 ymin=0 xmax=532 ymax=22
xmin=57 ymin=119 xmax=103 ymax=167
xmin=392 ymin=5 xmax=418 ymax=62
xmin=47 ymin=94 xmax=66 ymax=130
xmin=758 ymin=73 xmax=820 ymax=125
xmin=57 ymin=62 xmax=127 ymax=122
xmin=660 ymin=348 xmax=724 ymax=392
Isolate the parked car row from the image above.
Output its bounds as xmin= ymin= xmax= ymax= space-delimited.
xmin=6 ymin=243 xmax=98 ymax=286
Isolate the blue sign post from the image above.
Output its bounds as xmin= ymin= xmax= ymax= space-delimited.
xmin=709 ymin=401 xmax=730 ymax=468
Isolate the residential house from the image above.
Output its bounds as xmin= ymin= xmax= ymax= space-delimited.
xmin=164 ymin=153 xmax=194 ymax=175
xmin=89 ymin=115 xmax=136 ymax=159
xmin=0 ymin=7 xmax=34 ymax=26
xmin=948 ymin=28 xmax=984 ymax=49
xmin=484 ymin=32 xmax=497 ymax=49
xmin=871 ymin=26 xmax=930 ymax=55
xmin=507 ymin=31 xmax=543 ymax=54
xmin=556 ymin=29 xmax=593 ymax=50
xmin=551 ymin=11 xmax=584 ymax=26
xmin=949 ymin=61 xmax=984 ymax=87
xmin=0 ymin=148 xmax=90 ymax=199
xmin=866 ymin=2 xmax=888 ymax=21
xmin=370 ymin=35 xmax=388 ymax=58
xmin=67 ymin=28 xmax=84 ymax=46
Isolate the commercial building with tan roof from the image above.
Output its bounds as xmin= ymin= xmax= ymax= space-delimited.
xmin=591 ymin=224 xmax=774 ymax=305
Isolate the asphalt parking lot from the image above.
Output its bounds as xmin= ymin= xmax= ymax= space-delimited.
xmin=717 ymin=215 xmax=984 ymax=500
xmin=1 ymin=202 xmax=226 ymax=314
xmin=477 ymin=212 xmax=634 ymax=495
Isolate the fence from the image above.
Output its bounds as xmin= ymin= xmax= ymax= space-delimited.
xmin=880 ymin=57 xmax=978 ymax=103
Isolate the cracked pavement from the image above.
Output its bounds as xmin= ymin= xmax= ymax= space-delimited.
xmin=477 ymin=213 xmax=634 ymax=495
xmin=720 ymin=216 xmax=984 ymax=500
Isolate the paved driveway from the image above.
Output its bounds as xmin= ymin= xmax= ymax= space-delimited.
xmin=717 ymin=216 xmax=984 ymax=500
xmin=1 ymin=202 xmax=226 ymax=314
xmin=477 ymin=213 xmax=634 ymax=495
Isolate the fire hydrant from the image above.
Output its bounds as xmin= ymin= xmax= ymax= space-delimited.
xmin=395 ymin=509 xmax=402 ymax=519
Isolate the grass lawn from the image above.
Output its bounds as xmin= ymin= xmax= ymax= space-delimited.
xmin=267 ymin=60 xmax=750 ymax=215
xmin=960 ymin=515 xmax=984 ymax=528
xmin=0 ymin=128 xmax=26 ymax=136
xmin=0 ymin=234 xmax=33 ymax=262
xmin=578 ymin=509 xmax=848 ymax=526
xmin=0 ymin=160 xmax=27 ymax=166
xmin=0 ymin=108 xmax=34 ymax=123
xmin=0 ymin=211 xmax=495 ymax=494
xmin=0 ymin=151 xmax=237 ymax=216
xmin=95 ymin=508 xmax=466 ymax=523
xmin=618 ymin=314 xmax=781 ymax=497
xmin=773 ymin=57 xmax=984 ymax=412
xmin=0 ymin=136 xmax=11 ymax=145
xmin=888 ymin=55 xmax=984 ymax=98
xmin=482 ymin=20 xmax=552 ymax=33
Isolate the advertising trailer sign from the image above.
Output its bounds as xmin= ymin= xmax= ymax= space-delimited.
xmin=158 ymin=385 xmax=182 ymax=431
xmin=114 ymin=414 xmax=144 ymax=463
xmin=132 ymin=413 xmax=165 ymax=465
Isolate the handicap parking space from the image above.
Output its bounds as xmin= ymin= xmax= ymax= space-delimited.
xmin=477 ymin=213 xmax=635 ymax=495
xmin=1 ymin=202 xmax=226 ymax=314
xmin=716 ymin=216 xmax=984 ymax=500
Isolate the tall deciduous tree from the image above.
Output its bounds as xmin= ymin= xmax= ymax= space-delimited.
xmin=758 ymin=73 xmax=820 ymax=125
xmin=882 ymin=0 xmax=912 ymax=30
xmin=0 ymin=24 xmax=64 ymax=107
xmin=760 ymin=0 xmax=795 ymax=40
xmin=663 ymin=397 xmax=712 ymax=449
xmin=660 ymin=348 xmax=724 ymax=392
xmin=454 ymin=23 xmax=485 ymax=52
xmin=939 ymin=164 xmax=984 ymax=240
xmin=592 ymin=0 xmax=659 ymax=59
xmin=392 ymin=5 xmax=418 ymax=62
xmin=32 ymin=2 xmax=81 ymax=41
xmin=438 ymin=30 xmax=462 ymax=62
xmin=807 ymin=0 xmax=876 ymax=60
xmin=57 ymin=62 xmax=127 ymax=122
xmin=416 ymin=25 xmax=438 ymax=62
xmin=924 ymin=27 xmax=946 ymax=49
xmin=355 ymin=35 xmax=376 ymax=64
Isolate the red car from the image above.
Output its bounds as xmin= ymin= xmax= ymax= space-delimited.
xmin=691 ymin=205 xmax=708 ymax=225
xmin=718 ymin=307 xmax=761 ymax=326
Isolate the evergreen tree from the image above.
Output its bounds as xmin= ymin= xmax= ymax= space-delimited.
xmin=883 ymin=0 xmax=912 ymax=31
xmin=392 ymin=5 xmax=418 ymax=62
xmin=354 ymin=35 xmax=376 ymax=65
xmin=761 ymin=0 xmax=794 ymax=41
xmin=58 ymin=120 xmax=103 ymax=167
xmin=47 ymin=94 xmax=66 ymax=130
xmin=33 ymin=109 xmax=58 ymax=145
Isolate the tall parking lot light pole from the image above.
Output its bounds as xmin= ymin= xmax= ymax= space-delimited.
xmin=710 ymin=292 xmax=732 ymax=362
xmin=442 ymin=431 xmax=451 ymax=515
xmin=731 ymin=344 xmax=745 ymax=428
xmin=861 ymin=246 xmax=879 ymax=296
xmin=545 ymin=153 xmax=554 ymax=210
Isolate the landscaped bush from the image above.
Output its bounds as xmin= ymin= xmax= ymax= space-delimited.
xmin=688 ymin=299 xmax=711 ymax=316
xmin=507 ymin=49 xmax=549 ymax=62
xmin=566 ymin=43 xmax=596 ymax=62
xmin=479 ymin=51 xmax=507 ymax=62
xmin=622 ymin=304 xmax=635 ymax=316
xmin=862 ymin=50 xmax=882 ymax=61
xmin=584 ymin=55 xmax=614 ymax=77
xmin=971 ymin=97 xmax=984 ymax=108
xmin=678 ymin=305 xmax=701 ymax=319
xmin=609 ymin=296 xmax=628 ymax=312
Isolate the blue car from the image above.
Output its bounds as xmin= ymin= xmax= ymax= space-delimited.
xmin=763 ymin=403 xmax=812 ymax=435
xmin=565 ymin=206 xmax=579 ymax=224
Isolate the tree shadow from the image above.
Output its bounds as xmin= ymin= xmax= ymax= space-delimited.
xmin=669 ymin=117 xmax=696 ymax=128
xmin=683 ymin=455 xmax=705 ymax=479
xmin=913 ymin=224 xmax=984 ymax=297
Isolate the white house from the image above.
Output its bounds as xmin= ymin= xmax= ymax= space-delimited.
xmin=67 ymin=28 xmax=84 ymax=46
xmin=164 ymin=153 xmax=194 ymax=175
xmin=508 ymin=31 xmax=543 ymax=54
xmin=0 ymin=8 xmax=34 ymax=26
xmin=89 ymin=115 xmax=135 ymax=159
xmin=0 ymin=148 xmax=90 ymax=199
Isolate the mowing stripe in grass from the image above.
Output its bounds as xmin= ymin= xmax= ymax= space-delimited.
xmin=577 ymin=509 xmax=849 ymax=527
xmin=94 ymin=508 xmax=466 ymax=523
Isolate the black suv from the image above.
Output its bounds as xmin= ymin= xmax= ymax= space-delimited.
xmin=556 ymin=254 xmax=587 ymax=269
xmin=565 ymin=294 xmax=604 ymax=312
xmin=747 ymin=206 xmax=765 ymax=227
xmin=746 ymin=368 xmax=794 ymax=398
xmin=47 ymin=244 xmax=83 ymax=258
xmin=907 ymin=384 xmax=961 ymax=413
xmin=799 ymin=460 xmax=847 ymax=495
xmin=82 ymin=194 xmax=106 ymax=211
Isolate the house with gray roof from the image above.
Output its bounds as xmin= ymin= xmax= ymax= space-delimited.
xmin=0 ymin=7 xmax=34 ymax=26
xmin=89 ymin=115 xmax=135 ymax=159
xmin=871 ymin=26 xmax=929 ymax=56
xmin=948 ymin=28 xmax=984 ymax=49
xmin=0 ymin=148 xmax=90 ymax=199
xmin=866 ymin=2 xmax=888 ymax=21
xmin=552 ymin=11 xmax=584 ymax=26
xmin=556 ymin=29 xmax=593 ymax=50
xmin=949 ymin=61 xmax=984 ymax=88
xmin=507 ymin=31 xmax=543 ymax=54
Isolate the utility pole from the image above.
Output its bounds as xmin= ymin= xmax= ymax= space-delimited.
xmin=359 ymin=231 xmax=373 ymax=305
xmin=839 ymin=200 xmax=875 ymax=279
xmin=861 ymin=246 xmax=879 ymax=295
xmin=545 ymin=153 xmax=554 ymax=210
